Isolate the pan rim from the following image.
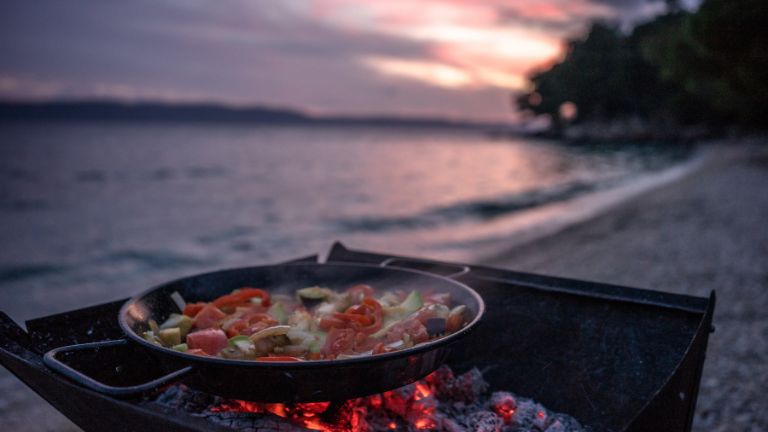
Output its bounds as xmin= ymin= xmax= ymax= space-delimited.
xmin=119 ymin=261 xmax=485 ymax=368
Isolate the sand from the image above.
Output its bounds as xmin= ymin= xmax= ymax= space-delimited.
xmin=482 ymin=138 xmax=768 ymax=431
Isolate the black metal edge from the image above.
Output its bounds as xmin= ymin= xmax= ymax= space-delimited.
xmin=42 ymin=339 xmax=194 ymax=398
xmin=327 ymin=242 xmax=709 ymax=314
xmin=22 ymin=254 xmax=319 ymax=350
xmin=0 ymin=315 xmax=230 ymax=431
xmin=0 ymin=312 xmax=36 ymax=352
xmin=684 ymin=290 xmax=716 ymax=431
xmin=622 ymin=290 xmax=716 ymax=431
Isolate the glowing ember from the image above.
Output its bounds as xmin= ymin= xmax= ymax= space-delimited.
xmin=152 ymin=366 xmax=589 ymax=431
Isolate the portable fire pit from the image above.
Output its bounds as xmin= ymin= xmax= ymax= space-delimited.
xmin=0 ymin=242 xmax=714 ymax=432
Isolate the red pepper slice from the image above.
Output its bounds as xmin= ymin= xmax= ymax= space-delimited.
xmin=183 ymin=302 xmax=207 ymax=317
xmin=212 ymin=287 xmax=270 ymax=309
xmin=256 ymin=356 xmax=303 ymax=362
xmin=328 ymin=297 xmax=383 ymax=335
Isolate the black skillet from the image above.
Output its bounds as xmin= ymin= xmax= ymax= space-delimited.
xmin=43 ymin=262 xmax=484 ymax=402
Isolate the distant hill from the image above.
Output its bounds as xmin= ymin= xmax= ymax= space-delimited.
xmin=0 ymin=100 xmax=489 ymax=128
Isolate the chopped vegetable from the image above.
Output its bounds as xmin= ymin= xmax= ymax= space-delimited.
xmin=193 ymin=304 xmax=226 ymax=329
xmin=170 ymin=291 xmax=187 ymax=312
xmin=160 ymin=313 xmax=193 ymax=339
xmin=183 ymin=302 xmax=206 ymax=318
xmin=158 ymin=327 xmax=181 ymax=346
xmin=297 ymin=286 xmax=333 ymax=300
xmin=187 ymin=328 xmax=228 ymax=355
xmin=383 ymin=290 xmax=423 ymax=318
xmin=249 ymin=325 xmax=291 ymax=343
xmin=267 ymin=302 xmax=288 ymax=325
xmin=213 ymin=288 xmax=270 ymax=309
xmin=158 ymin=283 xmax=469 ymax=360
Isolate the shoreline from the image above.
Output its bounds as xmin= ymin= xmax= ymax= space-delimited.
xmin=479 ymin=136 xmax=768 ymax=431
xmin=433 ymin=142 xmax=712 ymax=265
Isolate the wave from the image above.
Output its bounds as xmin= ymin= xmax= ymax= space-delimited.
xmin=336 ymin=179 xmax=616 ymax=232
xmin=101 ymin=249 xmax=209 ymax=270
xmin=0 ymin=264 xmax=68 ymax=283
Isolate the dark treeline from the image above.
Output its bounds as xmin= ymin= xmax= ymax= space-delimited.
xmin=517 ymin=0 xmax=768 ymax=139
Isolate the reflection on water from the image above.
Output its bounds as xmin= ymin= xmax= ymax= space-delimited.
xmin=0 ymin=122 xmax=690 ymax=319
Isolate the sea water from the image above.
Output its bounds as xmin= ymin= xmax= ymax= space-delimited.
xmin=0 ymin=121 xmax=691 ymax=319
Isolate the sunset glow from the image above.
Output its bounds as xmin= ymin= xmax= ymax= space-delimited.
xmin=0 ymin=0 xmax=660 ymax=121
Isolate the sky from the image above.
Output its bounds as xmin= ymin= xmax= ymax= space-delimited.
xmin=0 ymin=0 xmax=672 ymax=122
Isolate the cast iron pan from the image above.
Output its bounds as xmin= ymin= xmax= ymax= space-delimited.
xmin=43 ymin=262 xmax=485 ymax=402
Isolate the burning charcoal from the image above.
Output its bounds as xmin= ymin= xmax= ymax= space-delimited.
xmin=152 ymin=384 xmax=218 ymax=413
xmin=383 ymin=383 xmax=416 ymax=417
xmin=411 ymin=415 xmax=438 ymax=431
xmin=204 ymin=412 xmax=307 ymax=432
xmin=367 ymin=413 xmax=399 ymax=432
xmin=466 ymin=411 xmax=504 ymax=432
xmin=148 ymin=366 xmax=588 ymax=432
xmin=489 ymin=392 xmax=517 ymax=424
xmin=438 ymin=415 xmax=466 ymax=432
xmin=544 ymin=414 xmax=588 ymax=432
xmin=453 ymin=368 xmax=489 ymax=403
xmin=426 ymin=365 xmax=456 ymax=400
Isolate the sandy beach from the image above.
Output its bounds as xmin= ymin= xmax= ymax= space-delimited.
xmin=2 ymin=137 xmax=766 ymax=431
xmin=483 ymin=137 xmax=768 ymax=431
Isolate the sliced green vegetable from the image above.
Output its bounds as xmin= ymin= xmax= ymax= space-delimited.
xmin=297 ymin=286 xmax=332 ymax=299
xmin=228 ymin=335 xmax=251 ymax=346
xmin=370 ymin=319 xmax=400 ymax=339
xmin=268 ymin=302 xmax=288 ymax=325
xmin=158 ymin=327 xmax=181 ymax=347
xmin=383 ymin=290 xmax=423 ymax=318
xmin=171 ymin=343 xmax=188 ymax=352
xmin=160 ymin=313 xmax=193 ymax=338
xmin=142 ymin=330 xmax=161 ymax=346
xmin=148 ymin=319 xmax=160 ymax=334
xmin=228 ymin=335 xmax=254 ymax=352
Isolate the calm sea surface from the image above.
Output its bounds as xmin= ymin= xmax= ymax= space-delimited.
xmin=0 ymin=122 xmax=690 ymax=319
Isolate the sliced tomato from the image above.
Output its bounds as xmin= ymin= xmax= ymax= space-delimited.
xmin=186 ymin=328 xmax=228 ymax=355
xmin=183 ymin=302 xmax=207 ymax=318
xmin=193 ymin=304 xmax=226 ymax=329
xmin=321 ymin=327 xmax=355 ymax=358
xmin=353 ymin=331 xmax=377 ymax=352
xmin=186 ymin=348 xmax=209 ymax=356
xmin=212 ymin=287 xmax=270 ymax=309
xmin=318 ymin=315 xmax=346 ymax=331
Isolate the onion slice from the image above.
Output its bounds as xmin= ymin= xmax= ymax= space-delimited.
xmin=170 ymin=291 xmax=186 ymax=312
xmin=249 ymin=325 xmax=291 ymax=342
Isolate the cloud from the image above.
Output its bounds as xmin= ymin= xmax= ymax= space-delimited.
xmin=0 ymin=0 xmax=669 ymax=121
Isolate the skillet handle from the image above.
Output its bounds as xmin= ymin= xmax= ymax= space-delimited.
xmin=43 ymin=339 xmax=192 ymax=398
xmin=380 ymin=258 xmax=470 ymax=279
